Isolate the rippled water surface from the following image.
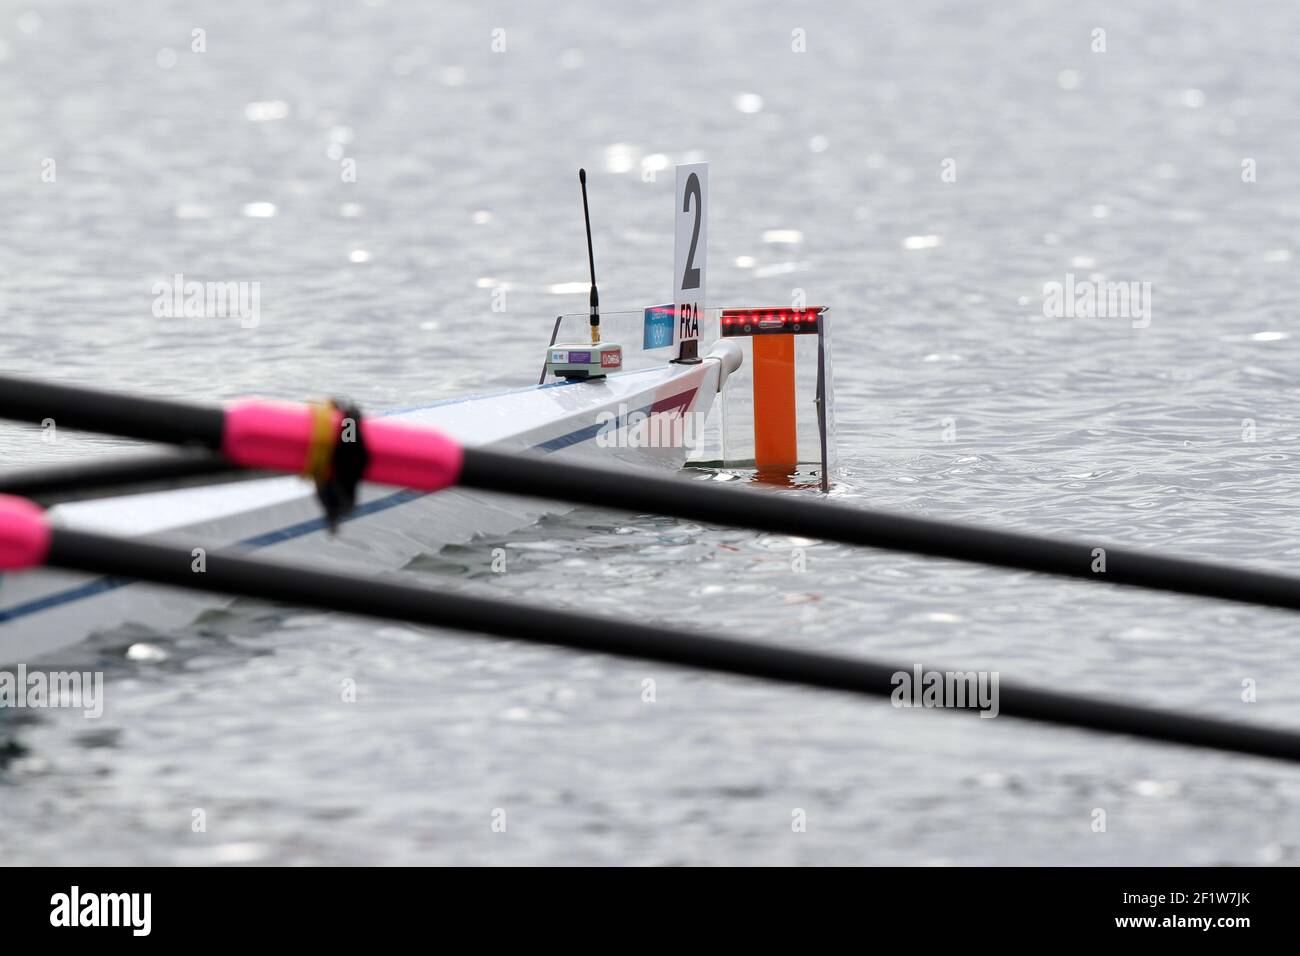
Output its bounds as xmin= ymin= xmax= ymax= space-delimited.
xmin=2 ymin=0 xmax=1299 ymax=865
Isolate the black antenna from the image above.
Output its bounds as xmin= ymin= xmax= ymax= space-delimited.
xmin=579 ymin=168 xmax=599 ymax=344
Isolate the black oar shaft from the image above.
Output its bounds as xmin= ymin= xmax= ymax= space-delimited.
xmin=0 ymin=451 xmax=251 ymax=502
xmin=459 ymin=448 xmax=1300 ymax=614
xmin=0 ymin=376 xmax=224 ymax=449
xmin=42 ymin=527 xmax=1300 ymax=763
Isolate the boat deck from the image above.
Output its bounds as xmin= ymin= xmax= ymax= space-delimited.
xmin=0 ymin=357 xmax=725 ymax=663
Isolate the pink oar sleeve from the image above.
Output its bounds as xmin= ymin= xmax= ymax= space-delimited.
xmin=222 ymin=401 xmax=464 ymax=491
xmin=0 ymin=495 xmax=52 ymax=571
xmin=362 ymin=418 xmax=464 ymax=490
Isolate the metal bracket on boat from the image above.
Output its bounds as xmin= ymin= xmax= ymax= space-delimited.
xmin=305 ymin=398 xmax=369 ymax=532
xmin=671 ymin=338 xmax=702 ymax=365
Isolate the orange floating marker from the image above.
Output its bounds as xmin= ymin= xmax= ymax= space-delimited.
xmin=752 ymin=333 xmax=798 ymax=473
xmin=720 ymin=306 xmax=828 ymax=483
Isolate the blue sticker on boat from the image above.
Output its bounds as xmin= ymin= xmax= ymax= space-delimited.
xmin=643 ymin=305 xmax=675 ymax=350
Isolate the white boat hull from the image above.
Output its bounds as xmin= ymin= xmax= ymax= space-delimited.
xmin=0 ymin=355 xmax=727 ymax=664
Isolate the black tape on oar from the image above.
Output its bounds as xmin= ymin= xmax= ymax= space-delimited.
xmin=311 ymin=399 xmax=369 ymax=532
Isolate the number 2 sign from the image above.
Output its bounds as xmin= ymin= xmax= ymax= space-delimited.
xmin=673 ymin=163 xmax=707 ymax=361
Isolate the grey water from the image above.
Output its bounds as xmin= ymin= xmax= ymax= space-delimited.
xmin=1 ymin=0 xmax=1298 ymax=864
